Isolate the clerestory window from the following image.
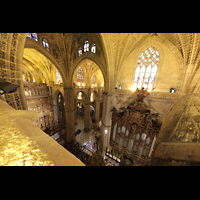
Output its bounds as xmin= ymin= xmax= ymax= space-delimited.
xmin=42 ymin=38 xmax=49 ymax=51
xmin=133 ymin=46 xmax=159 ymax=92
xmin=91 ymin=43 xmax=96 ymax=53
xmin=77 ymin=67 xmax=83 ymax=83
xmin=84 ymin=40 xmax=89 ymax=52
xmin=27 ymin=33 xmax=38 ymax=41
xmin=56 ymin=69 xmax=62 ymax=83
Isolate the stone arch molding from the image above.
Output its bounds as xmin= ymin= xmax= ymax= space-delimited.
xmin=71 ymin=53 xmax=108 ymax=90
xmin=24 ymin=37 xmax=67 ymax=87
xmin=0 ymin=33 xmax=68 ymax=110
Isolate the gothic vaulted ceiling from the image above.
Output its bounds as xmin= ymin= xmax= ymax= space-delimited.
xmin=23 ymin=33 xmax=200 ymax=93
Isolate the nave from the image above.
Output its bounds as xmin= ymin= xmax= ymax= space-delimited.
xmin=67 ymin=116 xmax=119 ymax=166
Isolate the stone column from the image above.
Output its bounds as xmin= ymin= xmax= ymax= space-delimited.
xmin=95 ymin=87 xmax=101 ymax=124
xmin=18 ymin=82 xmax=28 ymax=110
xmin=83 ymin=88 xmax=91 ymax=133
xmin=100 ymin=93 xmax=112 ymax=154
xmin=95 ymin=100 xmax=100 ymax=124
xmin=84 ymin=103 xmax=91 ymax=132
xmin=64 ymin=88 xmax=75 ymax=143
xmin=52 ymin=99 xmax=58 ymax=124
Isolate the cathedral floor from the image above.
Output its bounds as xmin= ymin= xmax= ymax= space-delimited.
xmin=75 ymin=116 xmax=119 ymax=166
xmin=75 ymin=116 xmax=99 ymax=156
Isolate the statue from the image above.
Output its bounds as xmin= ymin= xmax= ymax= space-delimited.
xmin=134 ymin=87 xmax=150 ymax=102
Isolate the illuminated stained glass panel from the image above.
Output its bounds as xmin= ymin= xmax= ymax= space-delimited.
xmin=77 ymin=67 xmax=83 ymax=83
xmin=56 ymin=69 xmax=62 ymax=83
xmin=78 ymin=48 xmax=82 ymax=56
xmin=92 ymin=75 xmax=96 ymax=85
xmin=42 ymin=39 xmax=49 ymax=51
xmin=27 ymin=33 xmax=38 ymax=41
xmin=133 ymin=46 xmax=159 ymax=91
xmin=84 ymin=40 xmax=89 ymax=52
xmin=91 ymin=43 xmax=96 ymax=53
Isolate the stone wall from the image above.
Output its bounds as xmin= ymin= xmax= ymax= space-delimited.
xmin=115 ymin=35 xmax=183 ymax=93
xmin=150 ymin=93 xmax=200 ymax=166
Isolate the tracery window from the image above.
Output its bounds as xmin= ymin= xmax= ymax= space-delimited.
xmin=77 ymin=67 xmax=83 ymax=83
xmin=56 ymin=69 xmax=62 ymax=83
xmin=92 ymin=75 xmax=96 ymax=85
xmin=91 ymin=43 xmax=96 ymax=53
xmin=27 ymin=33 xmax=38 ymax=41
xmin=133 ymin=47 xmax=159 ymax=92
xmin=42 ymin=38 xmax=49 ymax=51
xmin=84 ymin=40 xmax=89 ymax=52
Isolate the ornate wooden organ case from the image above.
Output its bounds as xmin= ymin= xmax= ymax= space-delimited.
xmin=108 ymin=89 xmax=160 ymax=166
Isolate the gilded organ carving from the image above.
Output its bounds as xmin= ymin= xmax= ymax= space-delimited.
xmin=108 ymin=88 xmax=160 ymax=166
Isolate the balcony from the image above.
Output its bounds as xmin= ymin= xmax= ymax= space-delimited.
xmin=0 ymin=99 xmax=84 ymax=166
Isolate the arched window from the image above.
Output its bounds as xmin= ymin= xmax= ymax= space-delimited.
xmin=77 ymin=67 xmax=83 ymax=83
xmin=91 ymin=43 xmax=96 ymax=53
xmin=42 ymin=38 xmax=49 ymax=51
xmin=133 ymin=46 xmax=159 ymax=92
xmin=27 ymin=33 xmax=32 ymax=38
xmin=77 ymin=92 xmax=83 ymax=100
xmin=27 ymin=33 xmax=38 ymax=41
xmin=58 ymin=93 xmax=62 ymax=103
xmin=78 ymin=47 xmax=82 ymax=56
xmin=92 ymin=74 xmax=96 ymax=85
xmin=90 ymin=92 xmax=94 ymax=102
xmin=56 ymin=69 xmax=62 ymax=83
xmin=84 ymin=40 xmax=89 ymax=52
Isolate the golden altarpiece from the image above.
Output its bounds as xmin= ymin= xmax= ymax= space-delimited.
xmin=107 ymin=88 xmax=161 ymax=166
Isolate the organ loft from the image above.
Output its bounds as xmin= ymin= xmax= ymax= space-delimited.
xmin=1 ymin=33 xmax=200 ymax=166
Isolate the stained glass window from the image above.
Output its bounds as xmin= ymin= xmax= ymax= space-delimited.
xmin=100 ymin=89 xmax=103 ymax=100
xmin=27 ymin=33 xmax=32 ymax=38
xmin=32 ymin=33 xmax=38 ymax=41
xmin=91 ymin=43 xmax=96 ymax=53
xmin=84 ymin=40 xmax=89 ymax=52
xmin=133 ymin=47 xmax=159 ymax=92
xmin=92 ymin=75 xmax=96 ymax=85
xmin=42 ymin=38 xmax=49 ymax=51
xmin=27 ymin=33 xmax=38 ymax=41
xmin=56 ymin=69 xmax=62 ymax=83
xmin=77 ymin=67 xmax=83 ymax=83
xmin=78 ymin=47 xmax=82 ymax=56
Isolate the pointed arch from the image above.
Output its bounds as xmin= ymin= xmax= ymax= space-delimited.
xmin=133 ymin=46 xmax=159 ymax=92
xmin=71 ymin=54 xmax=107 ymax=89
xmin=25 ymin=38 xmax=67 ymax=87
